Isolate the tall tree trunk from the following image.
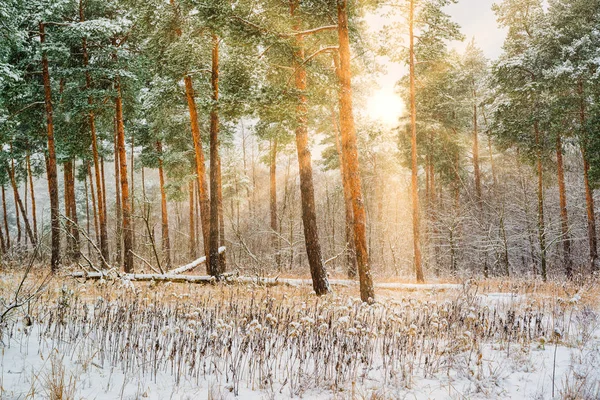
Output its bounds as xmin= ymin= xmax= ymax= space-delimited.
xmin=115 ymin=79 xmax=133 ymax=273
xmin=270 ymin=137 xmax=280 ymax=268
xmin=337 ymin=0 xmax=374 ymax=301
xmin=208 ymin=34 xmax=223 ymax=276
xmin=40 ymin=22 xmax=60 ymax=271
xmin=534 ymin=121 xmax=547 ymax=281
xmin=408 ymin=0 xmax=424 ymax=283
xmin=188 ymin=180 xmax=196 ymax=259
xmin=26 ymin=152 xmax=38 ymax=242
xmin=184 ymin=75 xmax=211 ymax=264
xmin=157 ymin=140 xmax=171 ymax=267
xmin=84 ymin=166 xmax=91 ymax=256
xmin=81 ymin=3 xmax=109 ymax=263
xmin=556 ymin=134 xmax=572 ymax=278
xmin=290 ymin=2 xmax=330 ymax=296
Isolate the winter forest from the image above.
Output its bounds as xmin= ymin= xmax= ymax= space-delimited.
xmin=1 ymin=0 xmax=600 ymax=398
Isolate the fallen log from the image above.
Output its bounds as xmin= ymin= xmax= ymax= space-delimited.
xmin=167 ymin=246 xmax=226 ymax=275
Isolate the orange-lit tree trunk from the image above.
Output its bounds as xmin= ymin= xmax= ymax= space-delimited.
xmin=115 ymin=80 xmax=133 ymax=273
xmin=291 ymin=2 xmax=330 ymax=295
xmin=556 ymin=134 xmax=572 ymax=278
xmin=408 ymin=0 xmax=424 ymax=283
xmin=40 ymin=22 xmax=60 ymax=271
xmin=270 ymin=137 xmax=280 ymax=268
xmin=208 ymin=34 xmax=223 ymax=276
xmin=337 ymin=0 xmax=374 ymax=302
xmin=184 ymin=75 xmax=210 ymax=264
xmin=157 ymin=140 xmax=171 ymax=267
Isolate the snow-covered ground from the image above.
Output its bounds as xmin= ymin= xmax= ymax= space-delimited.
xmin=1 ymin=276 xmax=599 ymax=399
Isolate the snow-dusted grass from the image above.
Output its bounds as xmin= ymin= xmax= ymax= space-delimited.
xmin=0 ymin=273 xmax=599 ymax=399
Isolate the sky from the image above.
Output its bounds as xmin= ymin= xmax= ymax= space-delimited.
xmin=365 ymin=0 xmax=506 ymax=125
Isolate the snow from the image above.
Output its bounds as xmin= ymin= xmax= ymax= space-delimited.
xmin=1 ymin=281 xmax=598 ymax=399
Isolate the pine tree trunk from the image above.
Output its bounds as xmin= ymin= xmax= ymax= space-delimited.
xmin=208 ymin=33 xmax=223 ymax=276
xmin=556 ymin=134 xmax=572 ymax=278
xmin=408 ymin=0 xmax=424 ymax=283
xmin=291 ymin=1 xmax=330 ymax=296
xmin=115 ymin=79 xmax=133 ymax=273
xmin=40 ymin=22 xmax=61 ymax=272
xmin=184 ymin=75 xmax=211 ymax=264
xmin=534 ymin=121 xmax=547 ymax=281
xmin=337 ymin=0 xmax=374 ymax=301
xmin=270 ymin=138 xmax=280 ymax=268
xmin=157 ymin=140 xmax=171 ymax=267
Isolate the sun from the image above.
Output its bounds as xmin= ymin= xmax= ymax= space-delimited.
xmin=366 ymin=89 xmax=405 ymax=127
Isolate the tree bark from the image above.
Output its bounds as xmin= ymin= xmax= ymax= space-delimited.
xmin=556 ymin=134 xmax=572 ymax=278
xmin=208 ymin=34 xmax=223 ymax=276
xmin=40 ymin=22 xmax=61 ymax=272
xmin=115 ymin=79 xmax=133 ymax=273
xmin=64 ymin=160 xmax=80 ymax=260
xmin=184 ymin=75 xmax=211 ymax=264
xmin=157 ymin=140 xmax=171 ymax=267
xmin=10 ymin=150 xmax=21 ymax=245
xmin=336 ymin=0 xmax=374 ymax=301
xmin=291 ymin=1 xmax=330 ymax=296
xmin=409 ymin=0 xmax=424 ymax=283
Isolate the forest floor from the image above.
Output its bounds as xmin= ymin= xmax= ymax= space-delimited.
xmin=0 ymin=268 xmax=599 ymax=399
